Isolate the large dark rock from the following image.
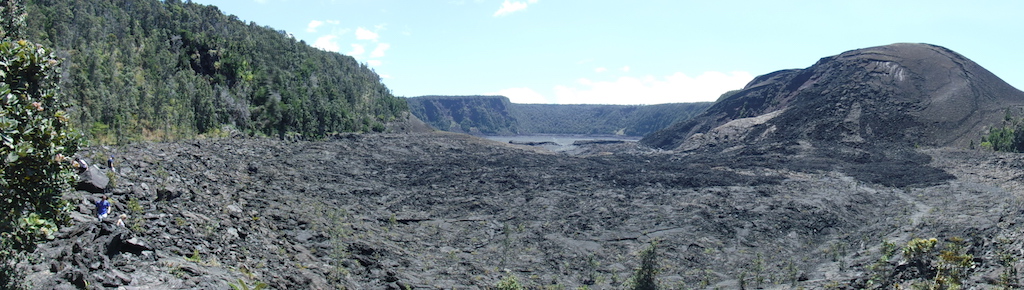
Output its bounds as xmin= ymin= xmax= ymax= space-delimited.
xmin=642 ymin=43 xmax=1024 ymax=150
xmin=106 ymin=232 xmax=151 ymax=256
xmin=76 ymin=167 xmax=109 ymax=193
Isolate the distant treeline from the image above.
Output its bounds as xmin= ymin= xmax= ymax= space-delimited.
xmin=406 ymin=95 xmax=713 ymax=136
xmin=24 ymin=0 xmax=406 ymax=143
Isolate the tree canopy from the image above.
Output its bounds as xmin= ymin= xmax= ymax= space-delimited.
xmin=23 ymin=0 xmax=406 ymax=143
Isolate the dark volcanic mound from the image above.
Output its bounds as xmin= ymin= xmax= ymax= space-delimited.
xmin=642 ymin=43 xmax=1024 ymax=151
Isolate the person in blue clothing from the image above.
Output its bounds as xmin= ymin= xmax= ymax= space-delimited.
xmin=96 ymin=195 xmax=111 ymax=222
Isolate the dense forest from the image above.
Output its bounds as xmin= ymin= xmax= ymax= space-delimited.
xmin=406 ymin=95 xmax=713 ymax=136
xmin=22 ymin=0 xmax=406 ymax=143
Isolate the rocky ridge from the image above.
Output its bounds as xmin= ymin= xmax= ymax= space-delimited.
xmin=642 ymin=43 xmax=1024 ymax=150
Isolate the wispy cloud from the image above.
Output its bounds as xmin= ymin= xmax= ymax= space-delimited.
xmin=370 ymin=43 xmax=391 ymax=58
xmin=494 ymin=0 xmax=538 ymax=17
xmin=309 ymin=23 xmax=390 ymax=67
xmin=355 ymin=27 xmax=379 ymax=41
xmin=594 ymin=67 xmax=607 ymax=73
xmin=348 ymin=44 xmax=366 ymax=56
xmin=306 ymin=20 xmax=324 ymax=33
xmin=312 ymin=35 xmax=340 ymax=52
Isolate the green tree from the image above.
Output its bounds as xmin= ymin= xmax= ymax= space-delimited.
xmin=0 ymin=1 xmax=81 ymax=287
xmin=630 ymin=240 xmax=660 ymax=290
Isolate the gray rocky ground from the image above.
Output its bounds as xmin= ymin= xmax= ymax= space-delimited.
xmin=20 ymin=132 xmax=1024 ymax=289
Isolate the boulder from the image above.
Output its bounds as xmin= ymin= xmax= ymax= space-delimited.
xmin=76 ymin=166 xmax=109 ymax=193
xmin=107 ymin=232 xmax=152 ymax=256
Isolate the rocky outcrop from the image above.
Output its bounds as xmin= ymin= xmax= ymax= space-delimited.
xmin=642 ymin=43 xmax=1024 ymax=150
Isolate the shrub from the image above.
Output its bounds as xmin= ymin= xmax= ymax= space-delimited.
xmin=496 ymin=273 xmax=524 ymax=290
xmin=902 ymin=238 xmax=937 ymax=266
xmin=630 ymin=240 xmax=659 ymax=290
xmin=0 ymin=1 xmax=82 ymax=287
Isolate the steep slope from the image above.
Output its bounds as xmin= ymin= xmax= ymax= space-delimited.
xmin=405 ymin=95 xmax=712 ymax=136
xmin=406 ymin=95 xmax=520 ymax=135
xmin=24 ymin=0 xmax=407 ymax=142
xmin=511 ymin=102 xmax=712 ymax=136
xmin=642 ymin=43 xmax=1024 ymax=151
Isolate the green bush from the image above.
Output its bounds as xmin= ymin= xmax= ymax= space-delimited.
xmin=0 ymin=1 xmax=82 ymax=287
xmin=0 ymin=37 xmax=80 ymax=250
xmin=629 ymin=240 xmax=659 ymax=290
xmin=980 ymin=109 xmax=1024 ymax=152
xmin=496 ymin=273 xmax=524 ymax=290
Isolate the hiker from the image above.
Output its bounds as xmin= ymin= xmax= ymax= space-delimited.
xmin=96 ymin=195 xmax=111 ymax=222
xmin=115 ymin=214 xmax=127 ymax=227
xmin=107 ymin=155 xmax=115 ymax=172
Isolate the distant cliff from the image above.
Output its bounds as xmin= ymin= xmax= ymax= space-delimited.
xmin=405 ymin=95 xmax=712 ymax=136
xmin=406 ymin=96 xmax=519 ymax=135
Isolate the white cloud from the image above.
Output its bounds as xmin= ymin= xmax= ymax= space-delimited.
xmin=348 ymin=44 xmax=365 ymax=56
xmin=312 ymin=35 xmax=340 ymax=52
xmin=621 ymin=66 xmax=631 ymax=72
xmin=493 ymin=0 xmax=538 ymax=17
xmin=550 ymin=71 xmax=754 ymax=105
xmin=326 ymin=20 xmax=340 ymax=25
xmin=489 ymin=87 xmax=550 ymax=104
xmin=306 ymin=20 xmax=324 ymax=33
xmin=355 ymin=27 xmax=379 ymax=41
xmin=366 ymin=60 xmax=382 ymax=67
xmin=370 ymin=43 xmax=391 ymax=58
xmin=594 ymin=67 xmax=607 ymax=73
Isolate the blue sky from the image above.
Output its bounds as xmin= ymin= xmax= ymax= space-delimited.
xmin=193 ymin=0 xmax=1024 ymax=105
